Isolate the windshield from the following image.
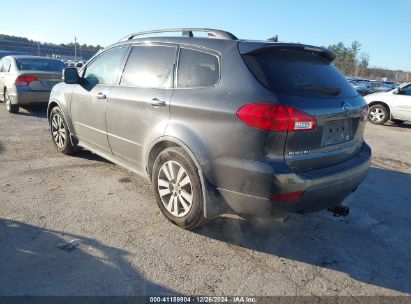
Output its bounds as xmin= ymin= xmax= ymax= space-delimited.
xmin=242 ymin=49 xmax=358 ymax=99
xmin=15 ymin=58 xmax=66 ymax=72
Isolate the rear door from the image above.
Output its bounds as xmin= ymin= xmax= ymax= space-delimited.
xmin=70 ymin=46 xmax=129 ymax=154
xmin=242 ymin=47 xmax=367 ymax=172
xmin=105 ymin=44 xmax=177 ymax=170
xmin=392 ymin=84 xmax=411 ymax=120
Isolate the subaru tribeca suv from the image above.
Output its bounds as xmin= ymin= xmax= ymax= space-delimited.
xmin=47 ymin=28 xmax=371 ymax=228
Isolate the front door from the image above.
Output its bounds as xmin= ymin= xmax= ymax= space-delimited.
xmin=393 ymin=84 xmax=411 ymax=121
xmin=70 ymin=46 xmax=129 ymax=154
xmin=106 ymin=44 xmax=177 ymax=170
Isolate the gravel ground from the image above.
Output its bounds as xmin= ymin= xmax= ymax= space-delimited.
xmin=0 ymin=104 xmax=410 ymax=296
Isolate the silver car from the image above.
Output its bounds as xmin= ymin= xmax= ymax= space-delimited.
xmin=0 ymin=55 xmax=66 ymax=113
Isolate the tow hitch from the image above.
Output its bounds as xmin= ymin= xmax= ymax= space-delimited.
xmin=328 ymin=205 xmax=349 ymax=217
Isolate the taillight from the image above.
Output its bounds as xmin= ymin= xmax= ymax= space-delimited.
xmin=14 ymin=75 xmax=38 ymax=86
xmin=236 ymin=103 xmax=316 ymax=132
xmin=272 ymin=191 xmax=305 ymax=202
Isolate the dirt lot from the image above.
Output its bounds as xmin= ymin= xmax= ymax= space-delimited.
xmin=0 ymin=104 xmax=410 ymax=296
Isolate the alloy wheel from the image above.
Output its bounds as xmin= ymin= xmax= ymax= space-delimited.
xmin=157 ymin=160 xmax=193 ymax=217
xmin=51 ymin=114 xmax=66 ymax=149
xmin=369 ymin=107 xmax=385 ymax=123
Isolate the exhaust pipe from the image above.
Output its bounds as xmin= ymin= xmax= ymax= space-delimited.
xmin=328 ymin=205 xmax=349 ymax=217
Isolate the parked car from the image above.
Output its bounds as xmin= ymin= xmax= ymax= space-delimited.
xmin=47 ymin=28 xmax=371 ymax=228
xmin=370 ymin=80 xmax=394 ymax=93
xmin=348 ymin=79 xmax=373 ymax=96
xmin=383 ymin=81 xmax=398 ymax=90
xmin=0 ymin=55 xmax=66 ymax=113
xmin=364 ymin=83 xmax=411 ymax=125
xmin=75 ymin=61 xmax=84 ymax=69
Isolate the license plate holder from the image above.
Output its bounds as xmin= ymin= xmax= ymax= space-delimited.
xmin=321 ymin=119 xmax=353 ymax=146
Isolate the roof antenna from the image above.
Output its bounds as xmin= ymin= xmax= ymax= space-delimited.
xmin=268 ymin=35 xmax=278 ymax=42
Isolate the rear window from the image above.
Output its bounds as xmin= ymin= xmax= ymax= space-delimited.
xmin=15 ymin=58 xmax=66 ymax=72
xmin=120 ymin=45 xmax=176 ymax=88
xmin=242 ymin=49 xmax=358 ymax=98
xmin=177 ymin=48 xmax=219 ymax=88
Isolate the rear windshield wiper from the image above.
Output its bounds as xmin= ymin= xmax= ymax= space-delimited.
xmin=301 ymin=86 xmax=341 ymax=96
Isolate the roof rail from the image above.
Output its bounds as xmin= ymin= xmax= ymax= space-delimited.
xmin=119 ymin=28 xmax=238 ymax=42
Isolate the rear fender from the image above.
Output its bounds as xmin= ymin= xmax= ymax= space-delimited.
xmin=148 ymin=124 xmax=232 ymax=219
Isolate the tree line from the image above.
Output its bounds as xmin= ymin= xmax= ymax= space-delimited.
xmin=1 ymin=34 xmax=409 ymax=82
xmin=328 ymin=41 xmax=410 ymax=83
xmin=0 ymin=34 xmax=102 ymax=60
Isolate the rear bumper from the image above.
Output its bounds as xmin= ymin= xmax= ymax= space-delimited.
xmin=8 ymin=88 xmax=51 ymax=105
xmin=212 ymin=142 xmax=371 ymax=217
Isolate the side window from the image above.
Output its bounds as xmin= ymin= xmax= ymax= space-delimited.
xmin=83 ymin=47 xmax=127 ymax=86
xmin=177 ymin=48 xmax=219 ymax=88
xmin=120 ymin=45 xmax=176 ymax=88
xmin=1 ymin=58 xmax=11 ymax=72
xmin=402 ymin=85 xmax=411 ymax=96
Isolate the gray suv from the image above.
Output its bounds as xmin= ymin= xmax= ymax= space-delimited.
xmin=48 ymin=28 xmax=371 ymax=228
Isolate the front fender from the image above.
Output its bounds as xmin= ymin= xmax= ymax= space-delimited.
xmin=47 ymin=83 xmax=76 ymax=143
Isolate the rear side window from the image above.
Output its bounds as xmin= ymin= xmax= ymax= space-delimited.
xmin=400 ymin=84 xmax=411 ymax=96
xmin=242 ymin=50 xmax=358 ymax=99
xmin=177 ymin=49 xmax=219 ymax=88
xmin=15 ymin=58 xmax=65 ymax=72
xmin=1 ymin=58 xmax=11 ymax=72
xmin=120 ymin=45 xmax=177 ymax=88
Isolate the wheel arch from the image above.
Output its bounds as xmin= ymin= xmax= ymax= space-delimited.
xmin=146 ymin=136 xmax=207 ymax=181
xmin=47 ymin=99 xmax=77 ymax=145
xmin=368 ymin=101 xmax=391 ymax=118
xmin=146 ymin=136 xmax=230 ymax=219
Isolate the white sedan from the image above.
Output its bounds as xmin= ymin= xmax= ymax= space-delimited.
xmin=364 ymin=83 xmax=411 ymax=125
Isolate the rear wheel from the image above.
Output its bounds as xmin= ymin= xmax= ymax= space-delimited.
xmin=368 ymin=104 xmax=389 ymax=125
xmin=4 ymin=90 xmax=19 ymax=113
xmin=50 ymin=107 xmax=77 ymax=154
xmin=152 ymin=147 xmax=206 ymax=229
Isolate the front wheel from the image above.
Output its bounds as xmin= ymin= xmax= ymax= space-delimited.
xmin=4 ymin=91 xmax=19 ymax=113
xmin=152 ymin=147 xmax=206 ymax=229
xmin=49 ymin=107 xmax=77 ymax=154
xmin=368 ymin=104 xmax=389 ymax=125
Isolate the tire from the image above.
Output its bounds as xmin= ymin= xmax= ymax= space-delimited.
xmin=152 ymin=147 xmax=206 ymax=229
xmin=49 ymin=106 xmax=77 ymax=154
xmin=368 ymin=104 xmax=389 ymax=125
xmin=4 ymin=90 xmax=19 ymax=113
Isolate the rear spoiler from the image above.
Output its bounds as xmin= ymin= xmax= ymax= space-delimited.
xmin=238 ymin=42 xmax=336 ymax=62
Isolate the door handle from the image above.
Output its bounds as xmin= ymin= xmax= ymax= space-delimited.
xmin=96 ymin=92 xmax=107 ymax=100
xmin=149 ymin=98 xmax=166 ymax=107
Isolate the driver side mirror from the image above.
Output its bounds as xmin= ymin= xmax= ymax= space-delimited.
xmin=63 ymin=67 xmax=79 ymax=84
